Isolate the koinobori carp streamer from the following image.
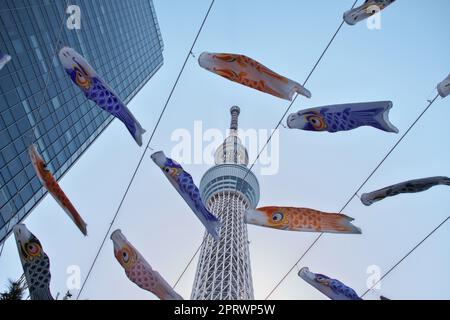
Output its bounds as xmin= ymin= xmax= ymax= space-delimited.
xmin=299 ymin=267 xmax=362 ymax=300
xmin=28 ymin=144 xmax=88 ymax=236
xmin=59 ymin=47 xmax=146 ymax=146
xmin=343 ymin=0 xmax=396 ymax=25
xmin=287 ymin=101 xmax=398 ymax=134
xmin=199 ymin=52 xmax=311 ymax=101
xmin=14 ymin=224 xmax=54 ymax=300
xmin=151 ymin=151 xmax=220 ymax=240
xmin=245 ymin=206 xmax=361 ymax=234
xmin=437 ymin=74 xmax=450 ymax=98
xmin=361 ymin=176 xmax=450 ymax=206
xmin=111 ymin=230 xmax=183 ymax=300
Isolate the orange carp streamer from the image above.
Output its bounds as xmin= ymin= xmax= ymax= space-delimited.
xmin=199 ymin=52 xmax=311 ymax=101
xmin=245 ymin=206 xmax=361 ymax=234
xmin=28 ymin=144 xmax=87 ymax=236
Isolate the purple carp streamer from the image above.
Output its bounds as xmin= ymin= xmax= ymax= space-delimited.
xmin=344 ymin=0 xmax=396 ymax=25
xmin=14 ymin=224 xmax=53 ymax=300
xmin=152 ymin=151 xmax=220 ymax=240
xmin=0 ymin=50 xmax=11 ymax=70
xmin=59 ymin=47 xmax=146 ymax=146
xmin=199 ymin=52 xmax=311 ymax=101
xmin=361 ymin=176 xmax=450 ymax=206
xmin=299 ymin=267 xmax=362 ymax=300
xmin=287 ymin=101 xmax=398 ymax=133
xmin=438 ymin=74 xmax=450 ymax=98
xmin=111 ymin=230 xmax=183 ymax=300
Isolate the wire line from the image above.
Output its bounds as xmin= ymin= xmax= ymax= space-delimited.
xmin=264 ymin=93 xmax=442 ymax=299
xmin=172 ymin=0 xmax=359 ymax=291
xmin=361 ymin=215 xmax=450 ymax=299
xmin=173 ymin=240 xmax=203 ymax=289
xmin=76 ymin=0 xmax=216 ymax=299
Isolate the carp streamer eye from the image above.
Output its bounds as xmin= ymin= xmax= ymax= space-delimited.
xmin=25 ymin=242 xmax=41 ymax=257
xmin=120 ymin=246 xmax=134 ymax=268
xmin=74 ymin=66 xmax=91 ymax=89
xmin=315 ymin=275 xmax=329 ymax=285
xmin=122 ymin=251 xmax=129 ymax=262
xmin=272 ymin=212 xmax=284 ymax=222
xmin=164 ymin=167 xmax=177 ymax=176
xmin=306 ymin=114 xmax=326 ymax=131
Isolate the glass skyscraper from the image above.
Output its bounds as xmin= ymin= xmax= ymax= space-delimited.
xmin=0 ymin=0 xmax=164 ymax=245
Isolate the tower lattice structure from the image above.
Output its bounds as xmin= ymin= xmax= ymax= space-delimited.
xmin=191 ymin=106 xmax=260 ymax=300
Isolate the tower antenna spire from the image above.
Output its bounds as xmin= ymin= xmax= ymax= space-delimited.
xmin=230 ymin=106 xmax=240 ymax=131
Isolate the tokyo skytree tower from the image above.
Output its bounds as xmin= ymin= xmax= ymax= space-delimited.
xmin=191 ymin=106 xmax=260 ymax=300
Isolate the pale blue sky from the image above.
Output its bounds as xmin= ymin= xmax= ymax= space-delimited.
xmin=1 ymin=0 xmax=449 ymax=300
